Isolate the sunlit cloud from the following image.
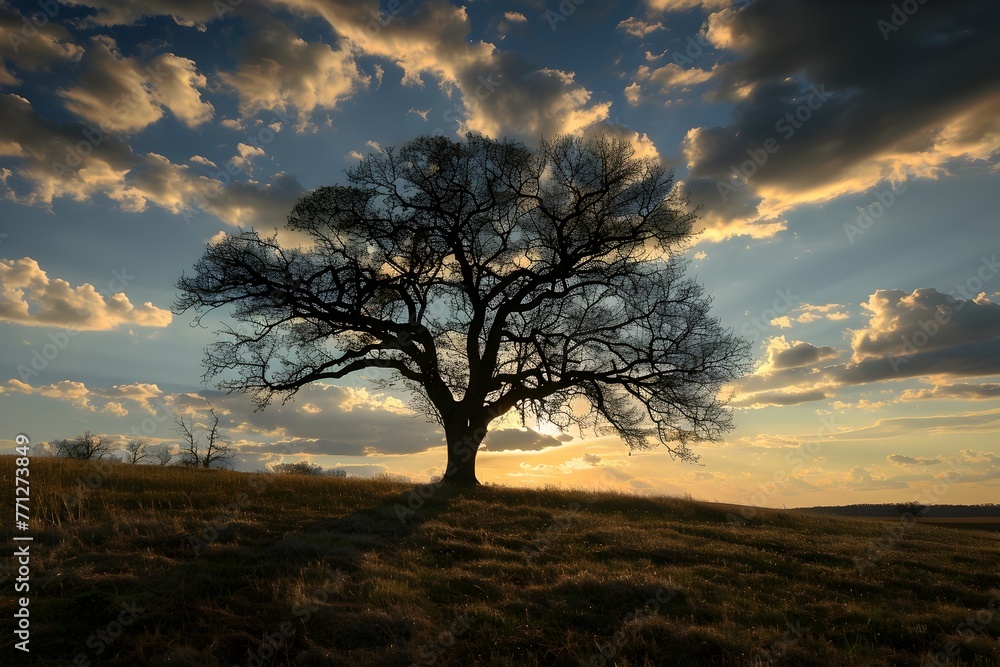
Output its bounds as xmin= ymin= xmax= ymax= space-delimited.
xmin=0 ymin=257 xmax=171 ymax=330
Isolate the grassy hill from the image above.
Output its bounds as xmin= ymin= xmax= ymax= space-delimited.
xmin=1 ymin=456 xmax=999 ymax=666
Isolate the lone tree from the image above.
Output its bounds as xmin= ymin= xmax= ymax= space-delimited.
xmin=175 ymin=134 xmax=750 ymax=485
xmin=123 ymin=438 xmax=150 ymax=464
xmin=54 ymin=431 xmax=112 ymax=460
xmin=174 ymin=404 xmax=235 ymax=469
xmin=153 ymin=445 xmax=176 ymax=466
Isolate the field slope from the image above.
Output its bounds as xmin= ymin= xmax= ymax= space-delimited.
xmin=1 ymin=456 xmax=999 ymax=666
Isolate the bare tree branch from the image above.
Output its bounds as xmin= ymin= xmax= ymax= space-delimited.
xmin=175 ymin=133 xmax=751 ymax=484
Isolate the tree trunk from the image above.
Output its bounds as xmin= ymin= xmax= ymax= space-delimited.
xmin=441 ymin=413 xmax=488 ymax=485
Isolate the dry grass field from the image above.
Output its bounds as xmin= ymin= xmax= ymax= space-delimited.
xmin=1 ymin=456 xmax=999 ymax=666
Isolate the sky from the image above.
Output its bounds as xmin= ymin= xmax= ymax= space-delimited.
xmin=1 ymin=0 xmax=998 ymax=508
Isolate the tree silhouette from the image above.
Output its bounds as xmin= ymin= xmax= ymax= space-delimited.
xmin=153 ymin=445 xmax=175 ymax=466
xmin=175 ymin=134 xmax=750 ymax=485
xmin=123 ymin=438 xmax=150 ymax=464
xmin=174 ymin=404 xmax=234 ymax=469
xmin=54 ymin=431 xmax=111 ymax=460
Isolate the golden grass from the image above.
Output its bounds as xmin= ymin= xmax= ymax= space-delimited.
xmin=1 ymin=455 xmax=998 ymax=666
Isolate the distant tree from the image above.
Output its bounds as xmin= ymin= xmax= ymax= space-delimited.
xmin=175 ymin=404 xmax=234 ymax=469
xmin=54 ymin=431 xmax=111 ymax=460
xmin=326 ymin=469 xmax=347 ymax=478
xmin=123 ymin=438 xmax=150 ymax=464
xmin=896 ymin=501 xmax=928 ymax=521
xmin=270 ymin=461 xmax=323 ymax=476
xmin=175 ymin=133 xmax=751 ymax=485
xmin=153 ymin=445 xmax=176 ymax=466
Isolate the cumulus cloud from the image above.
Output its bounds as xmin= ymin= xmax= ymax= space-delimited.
xmin=61 ymin=0 xmax=224 ymax=28
xmin=636 ymin=63 xmax=715 ymax=94
xmin=851 ymin=288 xmax=1000 ymax=362
xmin=1 ymin=379 xmax=93 ymax=408
xmin=1 ymin=91 xmax=301 ymax=227
xmin=733 ymin=288 xmax=1000 ymax=408
xmin=0 ymin=257 xmax=172 ymax=330
xmin=91 ymin=382 xmax=165 ymax=413
xmin=218 ymin=24 xmax=369 ymax=127
xmin=0 ymin=92 xmax=135 ymax=207
xmin=624 ymin=82 xmax=642 ymax=105
xmin=230 ymin=143 xmax=266 ymax=172
xmin=59 ymin=36 xmax=213 ymax=132
xmin=581 ymin=122 xmax=661 ymax=162
xmin=0 ymin=6 xmax=83 ymax=80
xmin=679 ymin=0 xmax=1000 ymax=241
xmin=271 ymin=0 xmax=627 ymax=148
xmin=0 ymin=378 xmax=168 ymax=416
xmin=771 ymin=303 xmax=850 ymax=329
xmin=760 ymin=336 xmax=841 ymax=371
xmin=617 ymin=17 xmax=665 ymax=38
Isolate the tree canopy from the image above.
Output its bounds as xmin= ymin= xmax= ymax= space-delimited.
xmin=175 ymin=133 xmax=750 ymax=484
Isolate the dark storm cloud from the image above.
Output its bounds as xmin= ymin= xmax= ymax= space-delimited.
xmin=770 ymin=341 xmax=840 ymax=370
xmin=734 ymin=288 xmax=1000 ymax=406
xmin=681 ymin=0 xmax=1000 ymax=236
xmin=481 ymin=427 xmax=562 ymax=452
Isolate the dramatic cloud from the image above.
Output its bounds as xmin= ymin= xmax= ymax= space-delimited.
xmin=272 ymin=0 xmax=626 ymax=147
xmin=677 ymin=0 xmax=1000 ymax=240
xmin=0 ymin=6 xmax=83 ymax=81
xmin=59 ymin=36 xmax=213 ymax=132
xmin=0 ymin=92 xmax=135 ymax=207
xmin=0 ymin=93 xmax=303 ymax=226
xmin=851 ymin=287 xmax=1000 ymax=362
xmin=219 ymin=24 xmax=369 ymax=126
xmin=760 ymin=336 xmax=841 ymax=371
xmin=734 ymin=288 xmax=1000 ymax=407
xmin=0 ymin=257 xmax=172 ymax=330
xmin=61 ymin=0 xmax=225 ymax=28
